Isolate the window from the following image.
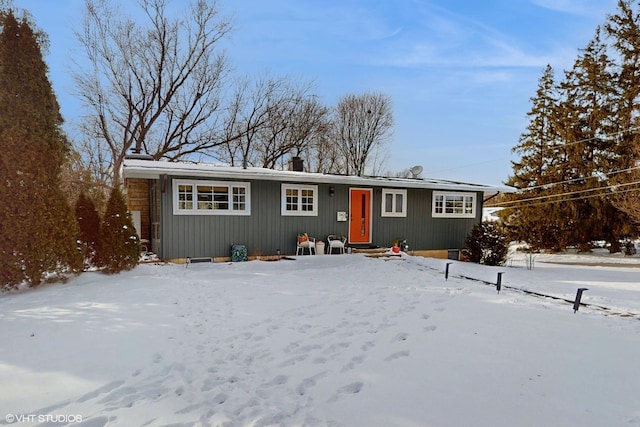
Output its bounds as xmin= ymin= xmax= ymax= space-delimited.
xmin=432 ymin=192 xmax=476 ymax=218
xmin=381 ymin=189 xmax=407 ymax=217
xmin=173 ymin=179 xmax=250 ymax=215
xmin=282 ymin=184 xmax=318 ymax=216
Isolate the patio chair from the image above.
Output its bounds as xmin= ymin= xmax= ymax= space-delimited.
xmin=296 ymin=233 xmax=316 ymax=255
xmin=327 ymin=234 xmax=347 ymax=254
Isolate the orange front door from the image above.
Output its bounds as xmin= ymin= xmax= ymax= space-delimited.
xmin=349 ymin=188 xmax=372 ymax=244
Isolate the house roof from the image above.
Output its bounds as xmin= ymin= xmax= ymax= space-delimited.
xmin=122 ymin=159 xmax=510 ymax=195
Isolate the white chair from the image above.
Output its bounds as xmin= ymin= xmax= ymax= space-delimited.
xmin=296 ymin=233 xmax=316 ymax=255
xmin=327 ymin=235 xmax=347 ymax=254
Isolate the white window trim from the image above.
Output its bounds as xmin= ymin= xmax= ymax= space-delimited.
xmin=281 ymin=183 xmax=318 ymax=216
xmin=381 ymin=188 xmax=407 ymax=217
xmin=432 ymin=192 xmax=476 ymax=218
xmin=173 ymin=179 xmax=251 ymax=216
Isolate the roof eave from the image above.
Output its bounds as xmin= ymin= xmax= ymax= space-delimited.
xmin=121 ymin=159 xmax=509 ymax=194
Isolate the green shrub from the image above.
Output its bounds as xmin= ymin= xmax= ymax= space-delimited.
xmin=463 ymin=222 xmax=509 ymax=266
xmin=75 ymin=191 xmax=101 ymax=270
xmin=95 ymin=187 xmax=140 ymax=274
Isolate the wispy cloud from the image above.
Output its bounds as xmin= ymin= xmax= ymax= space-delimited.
xmin=530 ymin=0 xmax=617 ymax=17
xmin=227 ymin=1 xmax=407 ymax=66
xmin=367 ymin=2 xmax=568 ymax=69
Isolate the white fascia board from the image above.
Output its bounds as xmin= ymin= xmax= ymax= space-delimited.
xmin=122 ymin=159 xmax=508 ymax=194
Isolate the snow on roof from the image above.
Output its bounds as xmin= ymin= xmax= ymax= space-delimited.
xmin=122 ymin=159 xmax=510 ymax=194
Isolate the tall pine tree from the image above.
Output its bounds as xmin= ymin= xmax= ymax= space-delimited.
xmin=505 ymin=24 xmax=638 ymax=252
xmin=0 ymin=7 xmax=82 ymax=288
xmin=557 ymin=27 xmax=622 ymax=251
xmin=605 ymin=0 xmax=640 ymax=227
xmin=503 ymin=65 xmax=572 ymax=251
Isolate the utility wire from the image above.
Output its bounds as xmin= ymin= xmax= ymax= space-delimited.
xmin=509 ymin=164 xmax=640 ymax=192
xmin=494 ymin=180 xmax=640 ymax=209
xmin=496 ymin=184 xmax=640 ymax=209
xmin=516 ymin=125 xmax=640 ymax=156
xmin=510 ymin=124 xmax=640 ymax=192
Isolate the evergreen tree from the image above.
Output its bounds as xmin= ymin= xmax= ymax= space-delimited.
xmin=0 ymin=7 xmax=82 ymax=289
xmin=503 ymin=65 xmax=572 ymax=251
xmin=75 ymin=191 xmax=101 ymax=269
xmin=504 ymin=26 xmax=638 ymax=253
xmin=556 ymin=28 xmax=618 ymax=251
xmin=605 ymin=0 xmax=640 ymax=138
xmin=462 ymin=222 xmax=508 ymax=266
xmin=605 ymin=0 xmax=640 ymax=230
xmin=95 ymin=187 xmax=139 ymax=274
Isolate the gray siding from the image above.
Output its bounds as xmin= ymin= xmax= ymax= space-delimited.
xmin=371 ymin=187 xmax=481 ymax=251
xmin=158 ymin=176 xmax=483 ymax=259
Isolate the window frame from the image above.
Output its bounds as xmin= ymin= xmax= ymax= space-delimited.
xmin=432 ymin=192 xmax=476 ymax=218
xmin=281 ymin=183 xmax=318 ymax=216
xmin=381 ymin=188 xmax=407 ymax=217
xmin=173 ymin=179 xmax=251 ymax=216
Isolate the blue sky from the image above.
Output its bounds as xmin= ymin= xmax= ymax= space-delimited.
xmin=13 ymin=0 xmax=619 ymax=185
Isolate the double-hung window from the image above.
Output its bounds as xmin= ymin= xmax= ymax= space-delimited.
xmin=281 ymin=184 xmax=318 ymax=216
xmin=432 ymin=192 xmax=476 ymax=218
xmin=381 ymin=189 xmax=407 ymax=217
xmin=174 ymin=179 xmax=250 ymax=215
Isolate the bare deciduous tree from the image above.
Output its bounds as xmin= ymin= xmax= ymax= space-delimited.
xmin=257 ymin=90 xmax=329 ymax=169
xmin=213 ymin=75 xmax=329 ymax=170
xmin=212 ymin=76 xmax=280 ymax=167
xmin=332 ymin=92 xmax=393 ymax=176
xmin=73 ymin=0 xmax=232 ymax=184
xmin=303 ymin=132 xmax=341 ymax=173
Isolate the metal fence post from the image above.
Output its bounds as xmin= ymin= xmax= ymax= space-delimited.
xmin=496 ymin=272 xmax=503 ymax=293
xmin=445 ymin=262 xmax=452 ymax=281
xmin=573 ymin=288 xmax=588 ymax=313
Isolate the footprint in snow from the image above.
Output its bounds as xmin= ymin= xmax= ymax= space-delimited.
xmin=361 ymin=341 xmax=375 ymax=351
xmin=296 ymin=371 xmax=328 ymax=396
xmin=328 ymin=382 xmax=364 ymax=403
xmin=424 ymin=325 xmax=438 ymax=332
xmin=97 ymin=386 xmax=137 ymax=404
xmin=385 ymin=350 xmax=410 ymax=362
xmin=201 ymin=377 xmax=222 ymax=392
xmin=175 ymin=402 xmax=205 ymax=415
xmin=264 ymin=374 xmax=288 ymax=387
xmin=328 ymin=342 xmax=350 ymax=352
xmin=340 ymin=354 xmax=366 ymax=372
xmin=77 ymin=380 xmax=125 ymax=403
xmin=214 ymin=392 xmax=228 ymax=404
xmin=278 ymin=354 xmax=308 ymax=367
xmin=392 ymin=332 xmax=408 ymax=342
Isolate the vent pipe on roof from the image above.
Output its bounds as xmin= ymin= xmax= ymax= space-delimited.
xmin=289 ymin=156 xmax=304 ymax=172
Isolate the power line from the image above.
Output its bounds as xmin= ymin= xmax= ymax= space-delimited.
xmin=510 ymin=164 xmax=640 ymax=192
xmin=505 ymin=124 xmax=640 ymax=201
xmin=497 ymin=185 xmax=640 ymax=209
xmin=517 ymin=125 xmax=640 ymax=156
xmin=493 ymin=180 xmax=640 ymax=209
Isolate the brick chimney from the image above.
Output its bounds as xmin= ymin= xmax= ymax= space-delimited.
xmin=289 ymin=156 xmax=304 ymax=172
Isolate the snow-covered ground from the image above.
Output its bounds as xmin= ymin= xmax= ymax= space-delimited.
xmin=1 ymin=250 xmax=640 ymax=427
